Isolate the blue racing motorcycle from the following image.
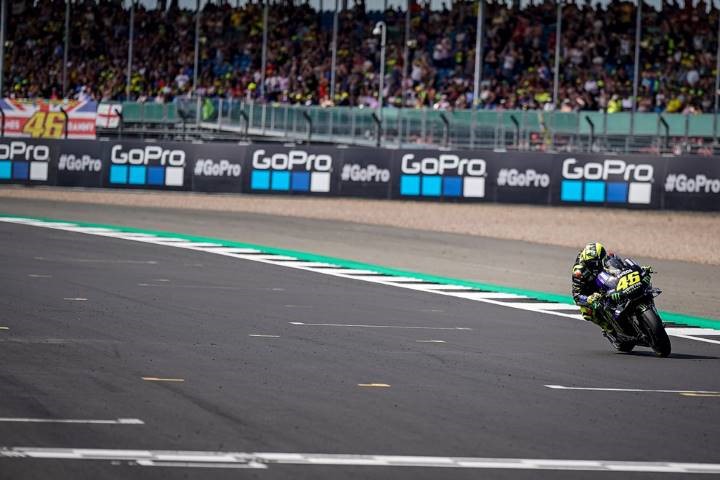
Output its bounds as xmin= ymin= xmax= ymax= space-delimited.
xmin=595 ymin=256 xmax=671 ymax=357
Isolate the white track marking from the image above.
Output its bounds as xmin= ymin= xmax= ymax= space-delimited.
xmin=63 ymin=297 xmax=87 ymax=301
xmin=1 ymin=448 xmax=719 ymax=473
xmin=28 ymin=274 xmax=52 ymax=278
xmin=499 ymin=302 xmax=577 ymax=311
xmin=446 ymin=291 xmax=525 ymax=300
xmin=332 ymin=269 xmax=389 ymax=276
xmin=411 ymin=284 xmax=476 ymax=291
xmin=3 ymin=217 xmax=718 ymax=345
xmin=545 ymin=385 xmax=720 ymax=394
xmin=669 ymin=335 xmax=720 ymax=345
xmin=327 ymin=275 xmax=423 ymax=283
xmin=248 ymin=334 xmax=280 ymax=338
xmin=289 ymin=322 xmax=471 ymax=331
xmin=0 ymin=418 xmax=143 ymax=425
xmin=416 ymin=340 xmax=447 ymax=343
xmin=665 ymin=328 xmax=720 ymax=336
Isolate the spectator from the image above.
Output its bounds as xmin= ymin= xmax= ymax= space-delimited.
xmin=2 ymin=0 xmax=718 ymax=113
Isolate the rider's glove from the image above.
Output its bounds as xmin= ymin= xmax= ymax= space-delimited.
xmin=587 ymin=292 xmax=603 ymax=310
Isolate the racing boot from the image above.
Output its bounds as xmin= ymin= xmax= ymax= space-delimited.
xmin=602 ymin=329 xmax=635 ymax=353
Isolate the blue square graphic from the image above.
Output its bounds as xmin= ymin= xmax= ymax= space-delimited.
xmin=12 ymin=162 xmax=28 ymax=180
xmin=443 ymin=176 xmax=462 ymax=197
xmin=271 ymin=171 xmax=290 ymax=190
xmin=0 ymin=161 xmax=10 ymax=179
xmin=128 ymin=165 xmax=147 ymax=185
xmin=584 ymin=181 xmax=605 ymax=202
xmin=291 ymin=172 xmax=310 ymax=191
xmin=400 ymin=175 xmax=420 ymax=196
xmin=560 ymin=180 xmax=583 ymax=202
xmin=421 ymin=176 xmax=442 ymax=196
xmin=606 ymin=182 xmax=628 ymax=203
xmin=147 ymin=166 xmax=165 ymax=186
xmin=110 ymin=165 xmax=128 ymax=184
xmin=251 ymin=170 xmax=270 ymax=190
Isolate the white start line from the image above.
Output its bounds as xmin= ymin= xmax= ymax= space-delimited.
xmin=1 ymin=216 xmax=718 ymax=346
xmin=1 ymin=448 xmax=720 ymax=473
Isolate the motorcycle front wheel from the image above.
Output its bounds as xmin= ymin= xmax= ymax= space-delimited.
xmin=639 ymin=309 xmax=671 ymax=357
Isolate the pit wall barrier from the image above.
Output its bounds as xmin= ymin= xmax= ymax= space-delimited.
xmin=0 ymin=139 xmax=718 ymax=211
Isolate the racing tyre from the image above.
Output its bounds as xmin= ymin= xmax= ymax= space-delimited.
xmin=639 ymin=309 xmax=671 ymax=357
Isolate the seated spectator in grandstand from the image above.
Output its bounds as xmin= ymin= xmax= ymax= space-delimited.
xmin=2 ymin=0 xmax=717 ymax=113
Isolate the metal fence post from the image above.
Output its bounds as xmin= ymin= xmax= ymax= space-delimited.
xmin=440 ymin=113 xmax=450 ymax=148
xmin=510 ymin=114 xmax=520 ymax=150
xmin=470 ymin=109 xmax=476 ymax=149
xmin=195 ymin=96 xmax=201 ymax=127
xmin=397 ymin=108 xmax=403 ymax=147
xmin=239 ymin=111 xmax=249 ymax=140
xmin=585 ymin=116 xmax=594 ymax=152
xmin=302 ymin=111 xmax=312 ymax=144
xmin=282 ymin=104 xmax=289 ymax=138
xmin=114 ymin=107 xmax=124 ymax=139
xmin=59 ymin=107 xmax=69 ymax=139
xmin=261 ymin=103 xmax=267 ymax=135
xmin=249 ymin=101 xmax=254 ymax=131
xmin=350 ymin=107 xmax=356 ymax=141
xmin=371 ymin=112 xmax=382 ymax=147
xmin=659 ymin=116 xmax=669 ymax=153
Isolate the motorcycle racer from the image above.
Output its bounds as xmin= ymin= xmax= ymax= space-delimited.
xmin=572 ymin=242 xmax=613 ymax=332
xmin=571 ymin=242 xmax=654 ymax=336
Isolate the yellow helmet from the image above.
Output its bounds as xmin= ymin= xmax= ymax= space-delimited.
xmin=580 ymin=242 xmax=607 ymax=270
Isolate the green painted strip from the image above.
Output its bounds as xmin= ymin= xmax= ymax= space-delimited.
xmin=3 ymin=212 xmax=719 ymax=330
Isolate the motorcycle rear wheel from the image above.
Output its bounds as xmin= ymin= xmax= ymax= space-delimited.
xmin=639 ymin=309 xmax=671 ymax=357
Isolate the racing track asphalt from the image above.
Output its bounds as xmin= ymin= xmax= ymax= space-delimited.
xmin=1 ymin=195 xmax=719 ymax=319
xmin=1 ymin=221 xmax=720 ymax=479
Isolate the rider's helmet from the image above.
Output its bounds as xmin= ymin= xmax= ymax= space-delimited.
xmin=580 ymin=242 xmax=607 ymax=273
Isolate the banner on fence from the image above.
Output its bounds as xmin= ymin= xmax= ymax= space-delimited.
xmin=104 ymin=141 xmax=191 ymax=190
xmin=662 ymin=156 xmax=720 ymax=211
xmin=0 ymin=99 xmax=97 ymax=139
xmin=1 ymin=138 xmax=717 ymax=211
xmin=243 ymin=145 xmax=337 ymax=195
xmin=0 ymin=139 xmax=57 ymax=185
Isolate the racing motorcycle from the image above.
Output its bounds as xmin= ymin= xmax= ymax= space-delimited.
xmin=595 ymin=256 xmax=671 ymax=357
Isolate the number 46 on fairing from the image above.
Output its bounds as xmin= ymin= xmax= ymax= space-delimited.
xmin=22 ymin=112 xmax=65 ymax=138
xmin=616 ymin=271 xmax=641 ymax=291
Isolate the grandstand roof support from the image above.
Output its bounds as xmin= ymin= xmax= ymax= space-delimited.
xmin=714 ymin=8 xmax=720 ymax=142
xmin=330 ymin=0 xmax=339 ymax=101
xmin=402 ymin=0 xmax=410 ymax=107
xmin=630 ymin=0 xmax=642 ymax=135
xmin=552 ymin=0 xmax=561 ymax=107
xmin=63 ymin=0 xmax=70 ymax=97
xmin=0 ymin=0 xmax=6 ymax=97
xmin=472 ymin=0 xmax=484 ymax=108
xmin=373 ymin=21 xmax=387 ymax=120
xmin=126 ymin=0 xmax=136 ymax=100
xmin=260 ymin=2 xmax=269 ymax=99
xmin=193 ymin=0 xmax=201 ymax=94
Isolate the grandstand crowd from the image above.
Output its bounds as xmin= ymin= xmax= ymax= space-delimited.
xmin=5 ymin=0 xmax=719 ymax=113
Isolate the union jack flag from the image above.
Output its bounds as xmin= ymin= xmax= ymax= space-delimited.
xmin=0 ymin=98 xmax=97 ymax=139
